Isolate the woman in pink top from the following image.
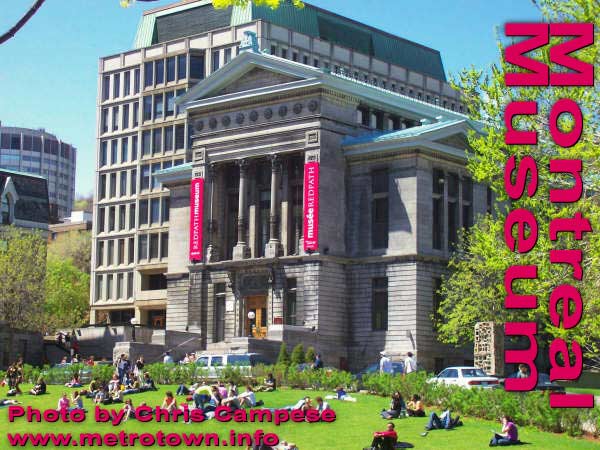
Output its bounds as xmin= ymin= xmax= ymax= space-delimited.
xmin=489 ymin=415 xmax=519 ymax=446
xmin=57 ymin=393 xmax=70 ymax=411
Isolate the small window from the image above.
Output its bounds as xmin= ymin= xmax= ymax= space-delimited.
xmin=166 ymin=56 xmax=176 ymax=82
xmin=224 ymin=48 xmax=232 ymax=64
xmin=155 ymin=59 xmax=164 ymax=84
xmin=372 ymin=277 xmax=388 ymax=331
xmin=113 ymin=73 xmax=120 ymax=98
xmin=189 ymin=54 xmax=204 ymax=79
xmin=212 ymin=50 xmax=220 ymax=72
xmin=144 ymin=61 xmax=153 ymax=87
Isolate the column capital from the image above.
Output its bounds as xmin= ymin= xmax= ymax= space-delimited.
xmin=236 ymin=158 xmax=249 ymax=174
xmin=208 ymin=163 xmax=217 ymax=178
xmin=269 ymin=154 xmax=282 ymax=172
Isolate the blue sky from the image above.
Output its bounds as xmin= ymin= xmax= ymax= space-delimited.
xmin=0 ymin=0 xmax=540 ymax=196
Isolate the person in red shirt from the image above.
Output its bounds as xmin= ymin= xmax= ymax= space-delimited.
xmin=370 ymin=422 xmax=397 ymax=450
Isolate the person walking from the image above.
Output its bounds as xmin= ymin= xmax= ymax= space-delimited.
xmin=403 ymin=352 xmax=417 ymax=375
xmin=379 ymin=351 xmax=392 ymax=374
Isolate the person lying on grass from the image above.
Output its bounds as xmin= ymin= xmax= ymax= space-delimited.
xmin=406 ymin=394 xmax=425 ymax=417
xmin=0 ymin=398 xmax=21 ymax=407
xmin=324 ymin=386 xmax=357 ymax=402
xmin=422 ymin=407 xmax=462 ymax=434
xmin=369 ymin=422 xmax=397 ymax=450
xmin=489 ymin=415 xmax=519 ymax=447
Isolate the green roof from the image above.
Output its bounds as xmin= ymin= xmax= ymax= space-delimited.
xmin=135 ymin=1 xmax=446 ymax=81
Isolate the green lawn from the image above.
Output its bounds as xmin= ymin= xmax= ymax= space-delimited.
xmin=0 ymin=384 xmax=598 ymax=449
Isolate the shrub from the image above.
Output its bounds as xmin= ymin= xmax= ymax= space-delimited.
xmin=91 ymin=364 xmax=114 ymax=383
xmin=305 ymin=346 xmax=316 ymax=365
xmin=290 ymin=344 xmax=305 ymax=365
xmin=277 ymin=343 xmax=290 ymax=367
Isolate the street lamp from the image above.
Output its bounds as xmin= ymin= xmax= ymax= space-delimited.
xmin=130 ymin=317 xmax=138 ymax=342
xmin=247 ymin=311 xmax=256 ymax=338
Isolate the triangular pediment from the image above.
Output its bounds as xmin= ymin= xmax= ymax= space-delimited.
xmin=217 ymin=67 xmax=303 ymax=96
xmin=434 ymin=133 xmax=470 ymax=150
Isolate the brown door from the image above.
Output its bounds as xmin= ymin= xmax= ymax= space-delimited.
xmin=245 ymin=295 xmax=268 ymax=338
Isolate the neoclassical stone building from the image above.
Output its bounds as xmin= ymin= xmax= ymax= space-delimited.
xmin=152 ymin=40 xmax=484 ymax=371
xmin=91 ymin=0 xmax=481 ymax=370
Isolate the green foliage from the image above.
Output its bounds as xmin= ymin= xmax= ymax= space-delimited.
xmin=216 ymin=365 xmax=247 ymax=386
xmin=0 ymin=226 xmax=46 ymax=331
xmin=44 ymin=255 xmax=90 ymax=332
xmin=277 ymin=342 xmax=290 ymax=366
xmin=47 ymin=230 xmax=91 ymax=273
xmin=305 ymin=346 xmax=316 ymax=364
xmin=439 ymin=0 xmax=600 ymax=363
xmin=91 ymin=364 xmax=114 ymax=383
xmin=290 ymin=343 xmax=305 ymax=365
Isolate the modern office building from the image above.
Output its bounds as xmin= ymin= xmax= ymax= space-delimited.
xmin=91 ymin=0 xmax=477 ymax=371
xmin=0 ymin=124 xmax=76 ymax=222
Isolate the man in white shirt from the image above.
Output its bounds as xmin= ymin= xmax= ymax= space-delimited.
xmin=404 ymin=352 xmax=417 ymax=375
xmin=379 ymin=351 xmax=392 ymax=374
xmin=163 ymin=351 xmax=174 ymax=364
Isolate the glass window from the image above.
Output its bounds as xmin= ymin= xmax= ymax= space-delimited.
xmin=154 ymin=94 xmax=163 ymax=119
xmin=101 ymin=109 xmax=109 ymax=133
xmin=117 ymin=273 xmax=124 ymax=298
xmin=96 ymin=241 xmax=104 ymax=267
xmin=121 ymin=137 xmax=128 ymax=163
xmin=175 ymin=124 xmax=185 ymax=149
xmin=133 ymin=101 xmax=139 ymax=127
xmin=107 ymin=240 xmax=114 ymax=265
xmin=122 ymin=104 xmax=129 ymax=130
xmin=129 ymin=203 xmax=136 ymax=230
xmin=139 ymin=199 xmax=148 ymax=226
xmin=100 ymin=141 xmax=108 ymax=167
xmin=144 ymin=61 xmax=153 ymax=87
xmin=124 ymin=71 xmax=130 ymax=96
xmin=118 ymin=239 xmax=125 ymax=265
xmin=132 ymin=135 xmax=138 ymax=161
xmin=142 ymin=130 xmax=151 ymax=156
xmin=110 ymin=173 xmax=117 ymax=197
xmin=112 ymin=106 xmax=119 ymax=131
xmin=99 ymin=175 xmax=107 ymax=200
xmin=161 ymin=197 xmax=170 ymax=223
xmin=141 ymin=165 xmax=150 ymax=190
xmin=102 ymin=75 xmax=110 ymax=101
xmin=212 ymin=50 xmax=220 ymax=72
xmin=96 ymin=275 xmax=103 ymax=301
xmin=372 ymin=277 xmax=388 ymax=331
xmin=127 ymin=272 xmax=133 ymax=298
xmin=106 ymin=274 xmax=113 ymax=299
xmin=120 ymin=172 xmax=127 ymax=198
xmin=143 ymin=96 xmax=152 ymax=121
xmin=166 ymin=91 xmax=175 ymax=117
xmin=152 ymin=163 xmax=161 ymax=189
xmin=371 ymin=169 xmax=389 ymax=249
xmin=130 ymin=169 xmax=137 ymax=195
xmin=164 ymin=126 xmax=173 ymax=152
xmin=161 ymin=233 xmax=169 ymax=258
xmin=134 ymin=68 xmax=140 ymax=94
xmin=150 ymin=234 xmax=159 ymax=259
xmin=178 ymin=54 xmax=187 ymax=79
xmin=128 ymin=237 xmax=135 ymax=263
xmin=111 ymin=140 xmax=118 ymax=165
xmin=97 ymin=207 xmax=105 ymax=233
xmin=113 ymin=73 xmax=120 ymax=98
xmin=138 ymin=235 xmax=148 ymax=261
xmin=152 ymin=128 xmax=162 ymax=155
xmin=285 ymin=278 xmax=297 ymax=325
xmin=155 ymin=59 xmax=164 ymax=84
xmin=166 ymin=56 xmax=176 ymax=82
xmin=224 ymin=48 xmax=232 ymax=64
xmin=150 ymin=198 xmax=160 ymax=223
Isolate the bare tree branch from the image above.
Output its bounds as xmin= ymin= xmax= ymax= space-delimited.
xmin=0 ymin=0 xmax=46 ymax=45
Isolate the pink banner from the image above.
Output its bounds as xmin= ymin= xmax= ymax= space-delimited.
xmin=189 ymin=177 xmax=204 ymax=262
xmin=303 ymin=161 xmax=320 ymax=252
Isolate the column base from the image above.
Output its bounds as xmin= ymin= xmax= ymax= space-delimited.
xmin=265 ymin=240 xmax=282 ymax=258
xmin=233 ymin=243 xmax=250 ymax=260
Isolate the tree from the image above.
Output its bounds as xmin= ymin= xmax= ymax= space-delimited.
xmin=291 ymin=343 xmax=305 ymax=365
xmin=0 ymin=0 xmax=45 ymax=45
xmin=305 ymin=346 xmax=316 ymax=364
xmin=0 ymin=227 xmax=46 ymax=330
xmin=277 ymin=342 xmax=290 ymax=366
xmin=437 ymin=0 xmax=600 ymax=364
xmin=48 ymin=230 xmax=92 ymax=274
xmin=45 ymin=256 xmax=90 ymax=332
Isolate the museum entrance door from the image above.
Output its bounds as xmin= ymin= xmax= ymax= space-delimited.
xmin=245 ymin=295 xmax=268 ymax=338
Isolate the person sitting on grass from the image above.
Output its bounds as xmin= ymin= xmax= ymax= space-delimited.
xmin=111 ymin=387 xmax=124 ymax=403
xmin=422 ymin=407 xmax=462 ymax=434
xmin=203 ymin=386 xmax=223 ymax=415
xmin=406 ymin=394 xmax=425 ymax=417
xmin=142 ymin=372 xmax=156 ymax=390
xmin=489 ymin=415 xmax=519 ymax=446
xmin=192 ymin=383 xmax=212 ymax=409
xmin=87 ymin=379 xmax=100 ymax=397
xmin=30 ymin=377 xmax=47 ymax=396
xmin=94 ymin=386 xmax=107 ymax=405
xmin=381 ymin=391 xmax=405 ymax=419
xmin=369 ymin=422 xmax=397 ymax=450
xmin=238 ymin=385 xmax=257 ymax=408
xmin=161 ymin=391 xmax=177 ymax=413
xmin=65 ymin=373 xmax=82 ymax=388
xmin=256 ymin=373 xmax=276 ymax=392
xmin=315 ymin=396 xmax=330 ymax=415
xmin=0 ymin=399 xmax=21 ymax=407
xmin=108 ymin=374 xmax=120 ymax=394
xmin=71 ymin=391 xmax=84 ymax=410
xmin=123 ymin=398 xmax=136 ymax=421
xmin=57 ymin=393 xmax=70 ymax=411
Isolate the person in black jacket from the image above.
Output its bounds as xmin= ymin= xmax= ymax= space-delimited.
xmin=381 ymin=391 xmax=405 ymax=419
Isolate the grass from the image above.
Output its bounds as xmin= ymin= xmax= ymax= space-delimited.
xmin=0 ymin=384 xmax=599 ymax=449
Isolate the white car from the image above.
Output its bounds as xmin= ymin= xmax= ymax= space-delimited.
xmin=428 ymin=366 xmax=499 ymax=389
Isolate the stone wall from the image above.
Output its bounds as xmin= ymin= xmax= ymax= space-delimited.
xmin=0 ymin=324 xmax=43 ymax=369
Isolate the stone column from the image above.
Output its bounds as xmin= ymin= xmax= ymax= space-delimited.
xmin=233 ymin=159 xmax=249 ymax=260
xmin=206 ymin=164 xmax=219 ymax=262
xmin=265 ymin=155 xmax=282 ymax=258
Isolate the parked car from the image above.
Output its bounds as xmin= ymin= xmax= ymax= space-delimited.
xmin=428 ymin=366 xmax=499 ymax=389
xmin=194 ymin=352 xmax=270 ymax=378
xmin=354 ymin=361 xmax=405 ymax=382
xmin=501 ymin=372 xmax=565 ymax=393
